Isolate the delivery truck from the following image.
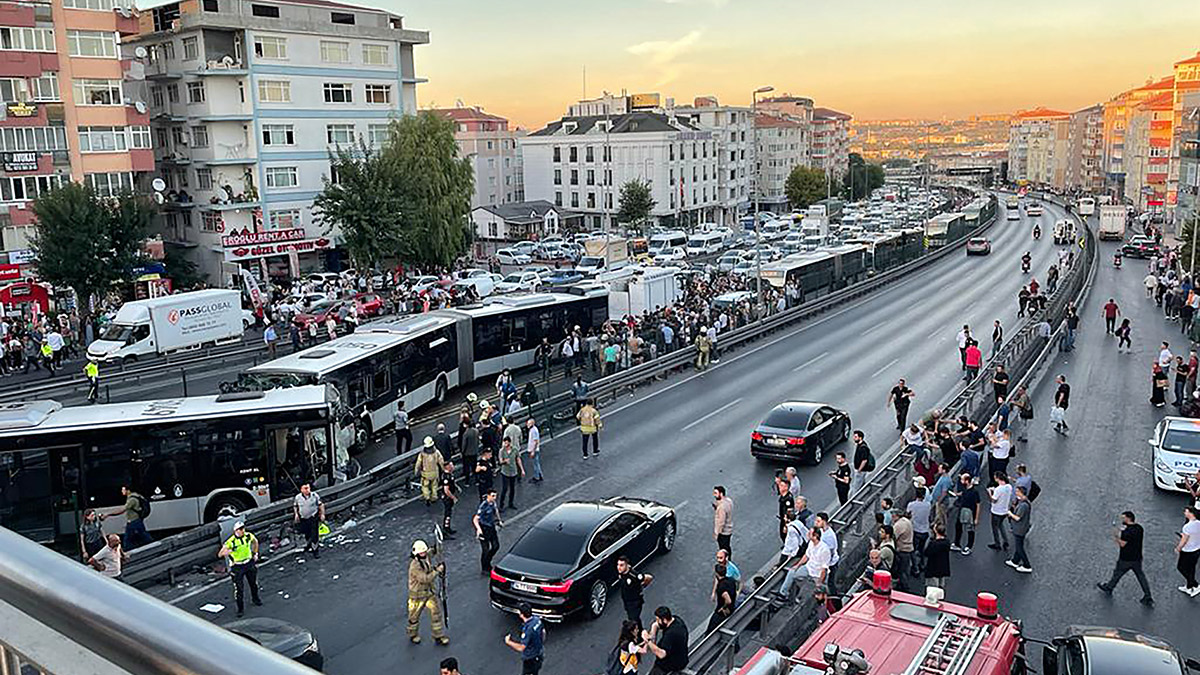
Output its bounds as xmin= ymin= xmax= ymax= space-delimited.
xmin=1098 ymin=204 xmax=1128 ymax=241
xmin=576 ymin=236 xmax=629 ymax=276
xmin=87 ymin=289 xmax=244 ymax=363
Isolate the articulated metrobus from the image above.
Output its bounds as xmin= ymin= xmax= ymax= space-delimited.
xmin=0 ymin=386 xmax=347 ymax=544
xmin=760 ymin=245 xmax=868 ymax=299
xmin=238 ymin=287 xmax=609 ymax=436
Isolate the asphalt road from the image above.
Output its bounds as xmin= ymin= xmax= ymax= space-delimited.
xmin=160 ymin=200 xmax=1065 ymax=675
xmin=941 ymin=224 xmax=1198 ymax=654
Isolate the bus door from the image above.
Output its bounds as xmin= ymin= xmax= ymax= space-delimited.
xmin=503 ymin=311 xmax=534 ymax=370
xmin=51 ymin=445 xmax=85 ymax=542
xmin=267 ymin=422 xmax=334 ymax=494
xmin=0 ymin=449 xmax=55 ymax=542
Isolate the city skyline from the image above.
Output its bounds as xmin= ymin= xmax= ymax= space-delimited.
xmin=394 ymin=0 xmax=1200 ymax=127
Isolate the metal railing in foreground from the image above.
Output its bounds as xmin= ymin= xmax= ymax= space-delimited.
xmin=0 ymin=527 xmax=319 ymax=675
xmin=683 ymin=195 xmax=1097 ymax=675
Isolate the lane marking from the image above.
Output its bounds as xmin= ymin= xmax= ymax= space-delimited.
xmin=793 ymin=351 xmax=829 ymax=372
xmin=862 ymin=323 xmax=887 ymax=337
xmin=681 ymin=398 xmax=743 ymax=432
xmin=871 ymin=358 xmax=899 ymax=378
xmin=674 ymin=500 xmax=689 ymax=511
xmin=505 ymin=476 xmax=596 ymax=526
xmin=926 ymin=328 xmax=942 ymax=341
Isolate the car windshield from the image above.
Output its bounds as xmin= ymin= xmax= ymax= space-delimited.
xmin=1162 ymin=429 xmax=1200 ymax=455
xmin=762 ymin=407 xmax=811 ymax=430
xmin=99 ymin=323 xmax=134 ymax=342
xmin=580 ymin=256 xmax=603 ymax=266
xmin=509 ymin=526 xmax=585 ymax=566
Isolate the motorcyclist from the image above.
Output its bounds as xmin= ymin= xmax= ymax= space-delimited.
xmin=1113 ymin=250 xmax=1122 ymax=268
xmin=1021 ymin=252 xmax=1031 ymax=273
xmin=1032 ymin=224 xmax=1041 ymax=239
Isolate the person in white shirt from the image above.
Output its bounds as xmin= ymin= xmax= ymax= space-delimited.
xmin=988 ymin=427 xmax=1013 ymax=479
xmin=814 ymin=512 xmax=840 ymax=594
xmin=1159 ymin=342 xmax=1174 ymax=371
xmin=777 ymin=528 xmax=831 ymax=600
xmin=88 ymin=534 xmax=127 ymax=579
xmin=779 ymin=510 xmax=808 ymax=565
xmin=956 ymin=326 xmax=970 ymax=371
xmin=987 ymin=474 xmax=1014 ymax=552
xmin=525 ymin=419 xmax=542 ymax=483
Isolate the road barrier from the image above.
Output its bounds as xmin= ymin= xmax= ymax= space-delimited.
xmin=122 ymin=193 xmax=999 ymax=587
xmin=682 ymin=192 xmax=1097 ymax=674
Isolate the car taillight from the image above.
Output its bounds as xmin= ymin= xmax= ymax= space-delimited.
xmin=786 ymin=437 xmax=805 ymax=446
xmin=490 ymin=570 xmax=508 ymax=583
xmin=541 ymin=580 xmax=572 ymax=594
xmin=751 ymin=432 xmax=764 ymax=441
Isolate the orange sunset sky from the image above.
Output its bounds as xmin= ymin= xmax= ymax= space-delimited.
xmin=387 ymin=0 xmax=1200 ymax=129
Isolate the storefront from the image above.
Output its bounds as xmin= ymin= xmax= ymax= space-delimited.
xmin=221 ymin=227 xmax=334 ymax=284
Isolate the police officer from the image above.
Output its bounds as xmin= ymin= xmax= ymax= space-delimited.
xmin=39 ymin=339 xmax=55 ymax=376
xmin=504 ymin=602 xmax=545 ymax=674
xmin=218 ymin=521 xmax=262 ymax=617
xmin=440 ymin=460 xmax=458 ymax=538
xmin=616 ymin=555 xmax=653 ymax=628
xmin=84 ymin=357 xmax=99 ymax=404
xmin=473 ymin=489 xmax=503 ymax=574
xmin=407 ymin=540 xmax=449 ymax=645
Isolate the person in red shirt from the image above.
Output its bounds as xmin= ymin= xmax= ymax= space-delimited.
xmin=963 ymin=340 xmax=982 ymax=382
xmin=1029 ymin=278 xmax=1040 ymax=296
xmin=1102 ymin=298 xmax=1121 ymax=334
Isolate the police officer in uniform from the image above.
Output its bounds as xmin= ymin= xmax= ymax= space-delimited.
xmin=218 ymin=521 xmax=262 ymax=617
xmin=84 ymin=357 xmax=99 ymax=404
xmin=440 ymin=460 xmax=458 ymax=538
xmin=616 ymin=555 xmax=653 ymax=628
xmin=407 ymin=540 xmax=449 ymax=645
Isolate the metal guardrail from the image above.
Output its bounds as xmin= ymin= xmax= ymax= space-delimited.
xmin=682 ymin=193 xmax=1097 ymax=674
xmin=122 ymin=193 xmax=998 ymax=586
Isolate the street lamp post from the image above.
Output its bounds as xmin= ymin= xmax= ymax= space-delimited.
xmin=752 ymin=85 xmax=773 ymax=320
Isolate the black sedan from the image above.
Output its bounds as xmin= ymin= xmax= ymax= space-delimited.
xmin=489 ymin=497 xmax=676 ymax=621
xmin=1121 ymin=236 xmax=1161 ymax=259
xmin=750 ymin=401 xmax=850 ymax=464
xmin=224 ymin=617 xmax=324 ymax=671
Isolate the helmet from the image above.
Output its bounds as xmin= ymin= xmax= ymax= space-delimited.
xmin=467 ymin=392 xmax=478 ymax=403
xmin=422 ymin=436 xmax=435 ymax=448
xmin=479 ymin=399 xmax=490 ymax=411
xmin=412 ymin=540 xmax=429 ymax=555
xmin=233 ymin=521 xmax=245 ymax=531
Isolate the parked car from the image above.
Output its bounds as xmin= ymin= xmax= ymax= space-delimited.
xmin=352 ymin=292 xmax=384 ymax=317
xmin=307 ymin=272 xmax=341 ymax=287
xmin=544 ymin=269 xmax=586 ymax=286
xmin=457 ymin=268 xmax=500 ymax=297
xmin=652 ymin=246 xmax=687 ymax=264
xmin=751 ymin=401 xmax=851 ymax=464
xmin=496 ymin=249 xmax=533 ymax=266
xmin=716 ymin=252 xmax=742 ymax=273
xmin=1122 ymin=236 xmax=1161 ymax=259
xmin=965 ymin=238 xmax=992 ymax=255
xmin=511 ymin=241 xmax=539 ymax=257
xmin=495 ymin=271 xmax=543 ymax=294
xmin=731 ymin=260 xmax=757 ymax=276
xmin=489 ymin=498 xmax=676 ymax=621
xmin=292 ymin=299 xmax=343 ymax=328
xmin=224 ymin=618 xmax=323 ymax=671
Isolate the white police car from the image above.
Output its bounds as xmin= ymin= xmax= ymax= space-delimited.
xmin=1149 ymin=416 xmax=1200 ymax=492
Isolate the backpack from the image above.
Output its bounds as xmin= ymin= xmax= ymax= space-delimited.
xmin=133 ymin=492 xmax=151 ymax=519
xmin=1027 ymin=480 xmax=1041 ymax=502
xmin=604 ymin=645 xmax=623 ymax=675
xmin=863 ymin=451 xmax=877 ymax=472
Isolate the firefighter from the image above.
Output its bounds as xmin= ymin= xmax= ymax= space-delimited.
xmin=407 ymin=539 xmax=449 ymax=645
xmin=414 ymin=436 xmax=444 ymax=505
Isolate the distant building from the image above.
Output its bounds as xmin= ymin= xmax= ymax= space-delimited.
xmin=1101 ymin=76 xmax=1174 ymax=199
xmin=1124 ymin=92 xmax=1174 ymax=210
xmin=1177 ymin=89 xmax=1200 ymax=226
xmin=753 ymin=113 xmax=807 ymax=210
xmin=811 ymin=107 xmax=852 ymax=179
xmin=431 ymin=105 xmax=524 ymax=209
xmin=1008 ymin=107 xmax=1069 ymax=188
xmin=469 ymin=200 xmax=582 ymax=256
xmin=1169 ymin=53 xmax=1200 ymax=217
xmin=1066 ymin=104 xmax=1104 ymax=193
xmin=673 ymin=97 xmax=754 ymax=225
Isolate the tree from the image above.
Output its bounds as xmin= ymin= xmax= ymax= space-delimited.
xmin=30 ymin=183 xmax=153 ymax=335
xmin=163 ymin=246 xmax=205 ymax=291
xmin=313 ymin=138 xmax=407 ymax=272
xmin=784 ymin=165 xmax=828 ymax=210
xmin=1179 ymin=214 xmax=1200 ymax=276
xmin=617 ymin=179 xmax=656 ymax=234
xmin=841 ymin=152 xmax=886 ymax=201
xmin=383 ymin=112 xmax=474 ymax=269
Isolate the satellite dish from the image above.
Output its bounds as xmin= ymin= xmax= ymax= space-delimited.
xmin=134 ymin=46 xmax=148 ymax=59
xmin=222 ymin=55 xmax=235 ymax=66
xmin=151 ymin=178 xmax=167 ymax=191
xmin=134 ymin=101 xmax=147 ymax=114
xmin=153 ymin=192 xmax=165 ymax=205
xmin=216 ymin=187 xmax=230 ymax=202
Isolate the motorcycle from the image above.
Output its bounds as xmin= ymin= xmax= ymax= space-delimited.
xmin=1113 ymin=253 xmax=1122 ymax=269
xmin=1021 ymin=260 xmax=1031 ymax=274
xmin=1032 ymin=226 xmax=1041 ymax=240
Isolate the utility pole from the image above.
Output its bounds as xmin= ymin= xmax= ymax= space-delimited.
xmin=752 ymin=85 xmax=773 ymax=320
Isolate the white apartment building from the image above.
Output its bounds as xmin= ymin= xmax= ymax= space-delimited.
xmin=521 ymin=111 xmax=721 ymax=230
xmin=1008 ymin=107 xmax=1069 ymax=187
xmin=432 ymin=105 xmax=524 ymax=209
xmin=811 ymin=107 xmax=851 ymax=179
xmin=673 ymin=96 xmax=753 ymax=226
xmin=132 ymin=0 xmax=428 ymax=284
xmin=753 ymin=112 xmax=807 ymax=210
xmin=1066 ymin=104 xmax=1104 ymax=193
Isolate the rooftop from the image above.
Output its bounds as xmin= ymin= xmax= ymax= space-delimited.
xmin=431 ymin=106 xmax=509 ymax=124
xmin=528 ymin=111 xmax=698 ymax=137
xmin=755 ymin=113 xmax=804 ymax=128
xmin=1012 ymin=107 xmax=1070 ymax=120
xmin=475 ymin=200 xmax=581 ymax=224
xmin=812 ymin=107 xmax=852 ymax=121
xmin=1177 ymin=51 xmax=1200 ymax=66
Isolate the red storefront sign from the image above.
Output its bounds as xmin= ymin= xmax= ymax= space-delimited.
xmin=0 ymin=264 xmax=20 ymax=281
xmin=220 ymin=228 xmax=306 ymax=247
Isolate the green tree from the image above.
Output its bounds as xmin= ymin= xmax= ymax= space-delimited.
xmin=784 ymin=165 xmax=828 ymax=210
xmin=383 ymin=112 xmax=474 ymax=269
xmin=163 ymin=246 xmax=205 ymax=291
xmin=1179 ymin=214 xmax=1200 ymax=276
xmin=841 ymin=153 xmax=886 ymax=201
xmin=313 ymin=137 xmax=407 ymax=272
xmin=30 ymin=183 xmax=152 ymax=334
xmin=617 ymin=179 xmax=656 ymax=235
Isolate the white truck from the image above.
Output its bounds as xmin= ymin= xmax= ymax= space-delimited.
xmin=1098 ymin=204 xmax=1128 ymax=241
xmin=87 ymin=289 xmax=244 ymax=363
xmin=577 ymin=237 xmax=629 ymax=277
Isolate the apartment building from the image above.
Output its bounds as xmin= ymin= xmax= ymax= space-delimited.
xmin=1169 ymin=53 xmax=1200 ymax=215
xmin=431 ymin=105 xmax=523 ymax=209
xmin=1008 ymin=107 xmax=1069 ymax=187
xmin=1124 ymin=92 xmax=1174 ymax=210
xmin=1066 ymin=104 xmax=1103 ymax=193
xmin=672 ymin=96 xmax=752 ymax=226
xmin=811 ymin=107 xmax=851 ymax=179
xmin=1101 ymin=76 xmax=1174 ymax=198
xmin=1177 ymin=89 xmax=1200 ymax=226
xmin=0 ymin=0 xmax=152 ymax=272
xmin=521 ymin=110 xmax=721 ymax=230
xmin=130 ymin=0 xmax=427 ymax=284
xmin=752 ymin=112 xmax=806 ymax=210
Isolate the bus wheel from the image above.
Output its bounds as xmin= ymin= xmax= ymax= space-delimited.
xmin=205 ymin=493 xmax=253 ymax=522
xmin=434 ymin=377 xmax=447 ymax=405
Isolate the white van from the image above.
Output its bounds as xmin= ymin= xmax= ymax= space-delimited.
xmin=1150 ymin=417 xmax=1200 ymax=493
xmin=759 ymin=220 xmax=789 ymax=241
xmin=649 ymin=230 xmax=688 ymax=254
xmin=686 ymin=231 xmax=725 ymax=256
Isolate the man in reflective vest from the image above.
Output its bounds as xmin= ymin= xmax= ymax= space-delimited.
xmin=219 ymin=521 xmax=262 ymax=617
xmin=84 ymin=358 xmax=99 ymax=404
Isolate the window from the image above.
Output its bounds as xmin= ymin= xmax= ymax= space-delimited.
xmin=319 ymin=40 xmax=349 ymax=63
xmin=265 ymin=166 xmax=298 ymax=189
xmin=554 ymin=191 xmax=562 ymax=207
xmin=31 ymin=73 xmax=58 ymax=101
xmin=78 ymin=126 xmax=127 ymax=152
xmin=0 ymin=27 xmax=55 ymax=52
xmin=330 ymin=11 xmax=355 ymax=24
xmin=586 ymin=169 xmax=594 ymax=186
xmin=0 ymin=174 xmax=65 ymax=203
xmin=161 ymin=41 xmax=175 ymax=60
xmin=261 ymin=124 xmax=294 ymax=146
xmin=322 ymin=82 xmax=352 ymax=103
xmin=367 ymin=124 xmax=389 ymax=146
xmin=570 ymin=192 xmax=579 ymax=208
xmin=586 ymin=146 xmax=594 ymax=162
xmin=190 ymin=125 xmax=209 ymax=148
xmin=67 ymin=30 xmax=117 ymax=58
xmin=553 ymin=147 xmax=561 ymax=162
xmin=257 ymin=80 xmax=290 ymax=103
xmin=182 ymin=36 xmax=198 ymax=61
xmin=326 ymin=123 xmax=353 ymax=144
xmin=361 ymin=43 xmax=388 ymax=65
xmin=155 ymin=127 xmax=169 ymax=148
xmin=203 ymin=0 xmax=219 ymax=10
xmin=0 ymin=79 xmax=26 ymax=103
xmin=166 ymin=83 xmax=178 ymax=103
xmin=196 ymin=168 xmax=213 ymax=190
xmin=171 ymin=126 xmax=184 ymax=146
xmin=63 ymin=0 xmax=132 ymax=9
xmin=250 ymin=4 xmax=279 ymax=17
xmin=363 ymin=84 xmax=390 ymax=104
xmin=253 ymin=36 xmax=287 ymax=60
xmin=186 ymin=81 xmax=205 ymax=104
xmin=553 ymin=169 xmax=561 ymax=185
xmin=85 ymin=172 xmax=133 ymax=197
xmin=201 ymin=211 xmax=223 ymax=232
xmin=269 ymin=209 xmax=301 ymax=228
xmin=150 ymin=86 xmax=164 ymax=108
xmin=72 ymin=79 xmax=122 ymax=106
xmin=569 ymin=147 xmax=577 ymax=162
xmin=0 ymin=126 xmax=67 ymax=152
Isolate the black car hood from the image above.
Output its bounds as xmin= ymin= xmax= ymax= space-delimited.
xmin=496 ymin=553 xmax=575 ymax=582
xmin=225 ymin=617 xmax=314 ymax=657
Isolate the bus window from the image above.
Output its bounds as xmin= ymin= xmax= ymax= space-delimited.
xmin=370 ymin=363 xmax=391 ymax=405
xmin=508 ymin=315 xmax=528 ymax=345
xmin=143 ymin=427 xmax=193 ymax=499
xmin=473 ymin=316 xmax=505 ymax=363
xmin=346 ymin=370 xmax=369 ymax=410
xmin=199 ymin=427 xmax=266 ymax=485
xmin=84 ymin=441 xmax=138 ymax=507
xmin=0 ymin=450 xmax=53 ymax=538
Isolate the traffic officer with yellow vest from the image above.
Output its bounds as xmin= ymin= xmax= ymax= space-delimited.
xmin=407 ymin=539 xmax=449 ymax=645
xmin=218 ymin=521 xmax=262 ymax=617
xmin=84 ymin=358 xmax=99 ymax=404
xmin=39 ymin=339 xmax=55 ymax=376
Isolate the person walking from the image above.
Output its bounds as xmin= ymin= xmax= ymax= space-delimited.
xmin=578 ymin=399 xmax=601 ymax=459
xmin=924 ymin=524 xmax=952 ymax=589
xmin=616 ymin=556 xmax=652 ymax=628
xmin=406 ymin=539 xmax=449 ymax=645
xmin=87 ymin=533 xmax=128 ymax=579
xmin=707 ymin=562 xmax=737 ymax=633
xmin=991 ymin=365 xmax=1010 ymax=403
xmin=956 ymin=325 xmax=970 ymax=370
xmin=1005 ymin=485 xmax=1032 ymax=573
xmin=394 ymin=400 xmax=411 ymax=455
xmin=951 ymin=473 xmax=980 ymax=555
xmin=963 ymin=340 xmax=982 ymax=382
xmin=991 ymin=319 xmax=1003 ymax=356
xmin=218 ymin=521 xmax=262 ymax=617
xmin=107 ymin=485 xmax=152 ymax=549
xmin=504 ymin=603 xmax=545 ymax=675
xmin=887 ymin=378 xmax=915 ymax=430
xmin=775 ymin=479 xmax=794 ymax=542
xmin=1097 ymin=511 xmax=1153 ymax=605
xmin=1103 ymin=298 xmax=1121 ymax=334
xmin=1116 ymin=318 xmax=1132 ymax=353
xmin=524 ymin=419 xmax=542 ymax=483
xmin=1151 ymin=364 xmax=1169 ymax=408
xmin=1176 ymin=506 xmax=1200 ymax=597
xmin=84 ymin=357 xmax=100 ymax=404
xmin=831 ymin=452 xmax=851 ymax=505
xmin=473 ymin=489 xmax=503 ymax=574
xmin=988 ymin=428 xmax=1013 ymax=481
xmin=79 ymin=508 xmax=107 ymax=561
xmin=415 ymin=437 xmax=445 ymax=506
xmin=292 ymin=482 xmax=325 ymax=558
xmin=712 ymin=485 xmax=734 ymax=556
xmin=497 ymin=437 xmax=524 ymax=511
xmin=987 ymin=472 xmax=1013 ymax=552
xmin=263 ymin=322 xmax=278 ymax=357
xmin=459 ymin=418 xmax=478 ymax=486
xmin=1052 ymin=375 xmax=1071 ymax=433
